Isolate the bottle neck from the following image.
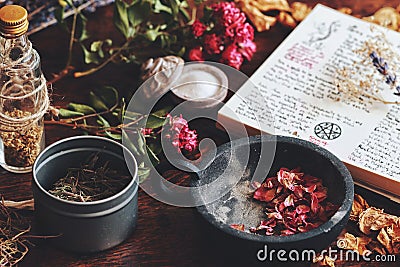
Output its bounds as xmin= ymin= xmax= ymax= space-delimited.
xmin=0 ymin=32 xmax=32 ymax=66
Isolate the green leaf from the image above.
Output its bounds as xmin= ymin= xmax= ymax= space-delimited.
xmin=118 ymin=97 xmax=126 ymax=123
xmin=55 ymin=5 xmax=65 ymax=23
xmin=169 ymin=0 xmax=179 ymax=17
xmin=146 ymin=114 xmax=167 ymax=129
xmin=144 ymin=27 xmax=161 ymax=42
xmin=146 ymin=145 xmax=160 ymax=165
xmin=124 ymin=110 xmax=143 ymax=121
xmin=137 ymin=132 xmax=146 ymax=155
xmin=94 ymin=86 xmax=119 ymax=109
xmin=128 ymin=1 xmax=151 ymax=27
xmin=114 ymin=0 xmax=131 ymax=39
xmin=59 ymin=108 xmax=84 ymax=118
xmin=105 ymin=132 xmax=122 ymax=140
xmin=58 ymin=0 xmax=68 ymax=8
xmin=80 ymin=44 xmax=100 ymax=64
xmin=90 ymin=39 xmax=112 ymax=58
xmin=96 ymin=115 xmax=110 ymax=127
xmin=122 ymin=130 xmax=141 ymax=158
xmin=68 ymin=103 xmax=96 ymax=114
xmin=89 ymin=91 xmax=109 ymax=111
xmin=77 ymin=14 xmax=89 ymax=41
xmin=154 ymin=0 xmax=172 ymax=14
xmin=138 ymin=165 xmax=151 ymax=183
xmin=152 ymin=107 xmax=172 ymax=117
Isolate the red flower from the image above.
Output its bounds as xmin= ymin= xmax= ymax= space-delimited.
xmin=141 ymin=128 xmax=153 ymax=135
xmin=192 ymin=20 xmax=206 ymax=37
xmin=220 ymin=44 xmax=243 ymax=69
xmin=164 ymin=115 xmax=198 ymax=153
xmin=238 ymin=39 xmax=256 ymax=61
xmin=188 ymin=46 xmax=205 ymax=61
xmin=204 ymin=34 xmax=223 ymax=55
xmin=213 ymin=2 xmax=246 ymax=28
xmin=235 ymin=22 xmax=254 ymax=43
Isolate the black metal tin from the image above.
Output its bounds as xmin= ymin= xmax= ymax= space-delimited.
xmin=32 ymin=136 xmax=138 ymax=253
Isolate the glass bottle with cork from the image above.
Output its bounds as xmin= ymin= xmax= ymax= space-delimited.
xmin=0 ymin=5 xmax=49 ymax=173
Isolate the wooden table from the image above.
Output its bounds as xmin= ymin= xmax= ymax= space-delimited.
xmin=1 ymin=1 xmax=399 ymax=266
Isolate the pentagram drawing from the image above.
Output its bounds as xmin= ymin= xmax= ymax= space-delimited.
xmin=314 ymin=122 xmax=342 ymax=140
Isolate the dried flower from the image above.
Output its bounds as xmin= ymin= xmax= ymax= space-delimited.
xmin=164 ymin=115 xmax=198 ymax=153
xmin=220 ymin=44 xmax=244 ymax=70
xmin=189 ymin=1 xmax=256 ymax=69
xmin=192 ymin=20 xmax=207 ymax=38
xmin=188 ymin=46 xmax=204 ymax=61
xmin=141 ymin=128 xmax=153 ymax=136
xmin=249 ymin=168 xmax=338 ymax=236
xmin=335 ymin=28 xmax=400 ymax=104
xmin=204 ymin=34 xmax=223 ymax=55
xmin=358 ymin=207 xmax=398 ymax=235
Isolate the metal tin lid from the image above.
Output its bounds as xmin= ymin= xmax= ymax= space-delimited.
xmin=0 ymin=5 xmax=29 ymax=38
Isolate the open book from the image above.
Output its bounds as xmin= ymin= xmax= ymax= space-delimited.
xmin=218 ymin=4 xmax=400 ymax=201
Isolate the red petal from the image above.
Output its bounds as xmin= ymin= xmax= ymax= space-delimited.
xmin=230 ymin=224 xmax=245 ymax=231
xmin=281 ymin=229 xmax=296 ymax=236
xmin=293 ymin=185 xmax=303 ymax=198
xmin=284 ymin=194 xmax=295 ymax=207
xmin=253 ymin=187 xmax=276 ymax=202
xmin=302 ymin=184 xmax=317 ymax=193
xmin=311 ymin=193 xmax=320 ymax=214
xmin=295 ymin=204 xmax=310 ymax=214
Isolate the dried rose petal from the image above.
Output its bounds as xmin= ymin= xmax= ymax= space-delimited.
xmin=253 ymin=186 xmax=276 ymax=202
xmin=350 ymin=193 xmax=369 ymax=221
xmin=246 ymin=167 xmax=338 ymax=236
xmin=302 ymin=184 xmax=317 ymax=193
xmin=283 ymin=194 xmax=295 ymax=207
xmin=296 ymin=204 xmax=310 ymax=214
xmin=359 ymin=207 xmax=398 ymax=235
xmin=230 ymin=224 xmax=245 ymax=231
xmin=311 ymin=193 xmax=320 ymax=214
xmin=281 ymin=229 xmax=296 ymax=236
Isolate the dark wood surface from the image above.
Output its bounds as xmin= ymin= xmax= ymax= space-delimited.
xmin=1 ymin=1 xmax=400 ymax=266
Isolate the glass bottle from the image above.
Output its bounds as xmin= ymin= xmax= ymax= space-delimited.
xmin=0 ymin=5 xmax=48 ymax=173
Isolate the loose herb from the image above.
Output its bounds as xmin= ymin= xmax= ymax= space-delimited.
xmin=49 ymin=153 xmax=131 ymax=202
xmin=0 ymin=199 xmax=30 ymax=266
xmin=231 ymin=168 xmax=339 ymax=236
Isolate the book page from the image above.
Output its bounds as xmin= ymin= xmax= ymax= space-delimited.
xmin=218 ymin=5 xmax=400 ymax=185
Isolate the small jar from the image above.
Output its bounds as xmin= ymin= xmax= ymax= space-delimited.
xmin=0 ymin=5 xmax=48 ymax=173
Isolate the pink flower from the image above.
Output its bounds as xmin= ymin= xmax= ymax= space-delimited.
xmin=204 ymin=34 xmax=223 ymax=55
xmin=220 ymin=44 xmax=243 ymax=69
xmin=238 ymin=39 xmax=256 ymax=61
xmin=164 ymin=115 xmax=198 ymax=153
xmin=188 ymin=46 xmax=204 ymax=61
xmin=141 ymin=128 xmax=153 ymax=135
xmin=213 ymin=2 xmax=246 ymax=28
xmin=235 ymin=22 xmax=254 ymax=43
xmin=192 ymin=20 xmax=206 ymax=37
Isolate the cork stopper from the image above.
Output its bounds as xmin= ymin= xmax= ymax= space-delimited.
xmin=0 ymin=5 xmax=29 ymax=38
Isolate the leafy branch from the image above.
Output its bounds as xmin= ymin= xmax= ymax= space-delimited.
xmin=51 ymin=0 xmax=194 ymax=82
xmin=46 ymin=86 xmax=169 ymax=181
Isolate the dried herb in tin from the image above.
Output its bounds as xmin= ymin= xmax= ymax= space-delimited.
xmin=48 ymin=153 xmax=131 ymax=202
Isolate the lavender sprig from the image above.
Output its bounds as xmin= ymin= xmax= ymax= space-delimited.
xmin=369 ymin=51 xmax=400 ymax=96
